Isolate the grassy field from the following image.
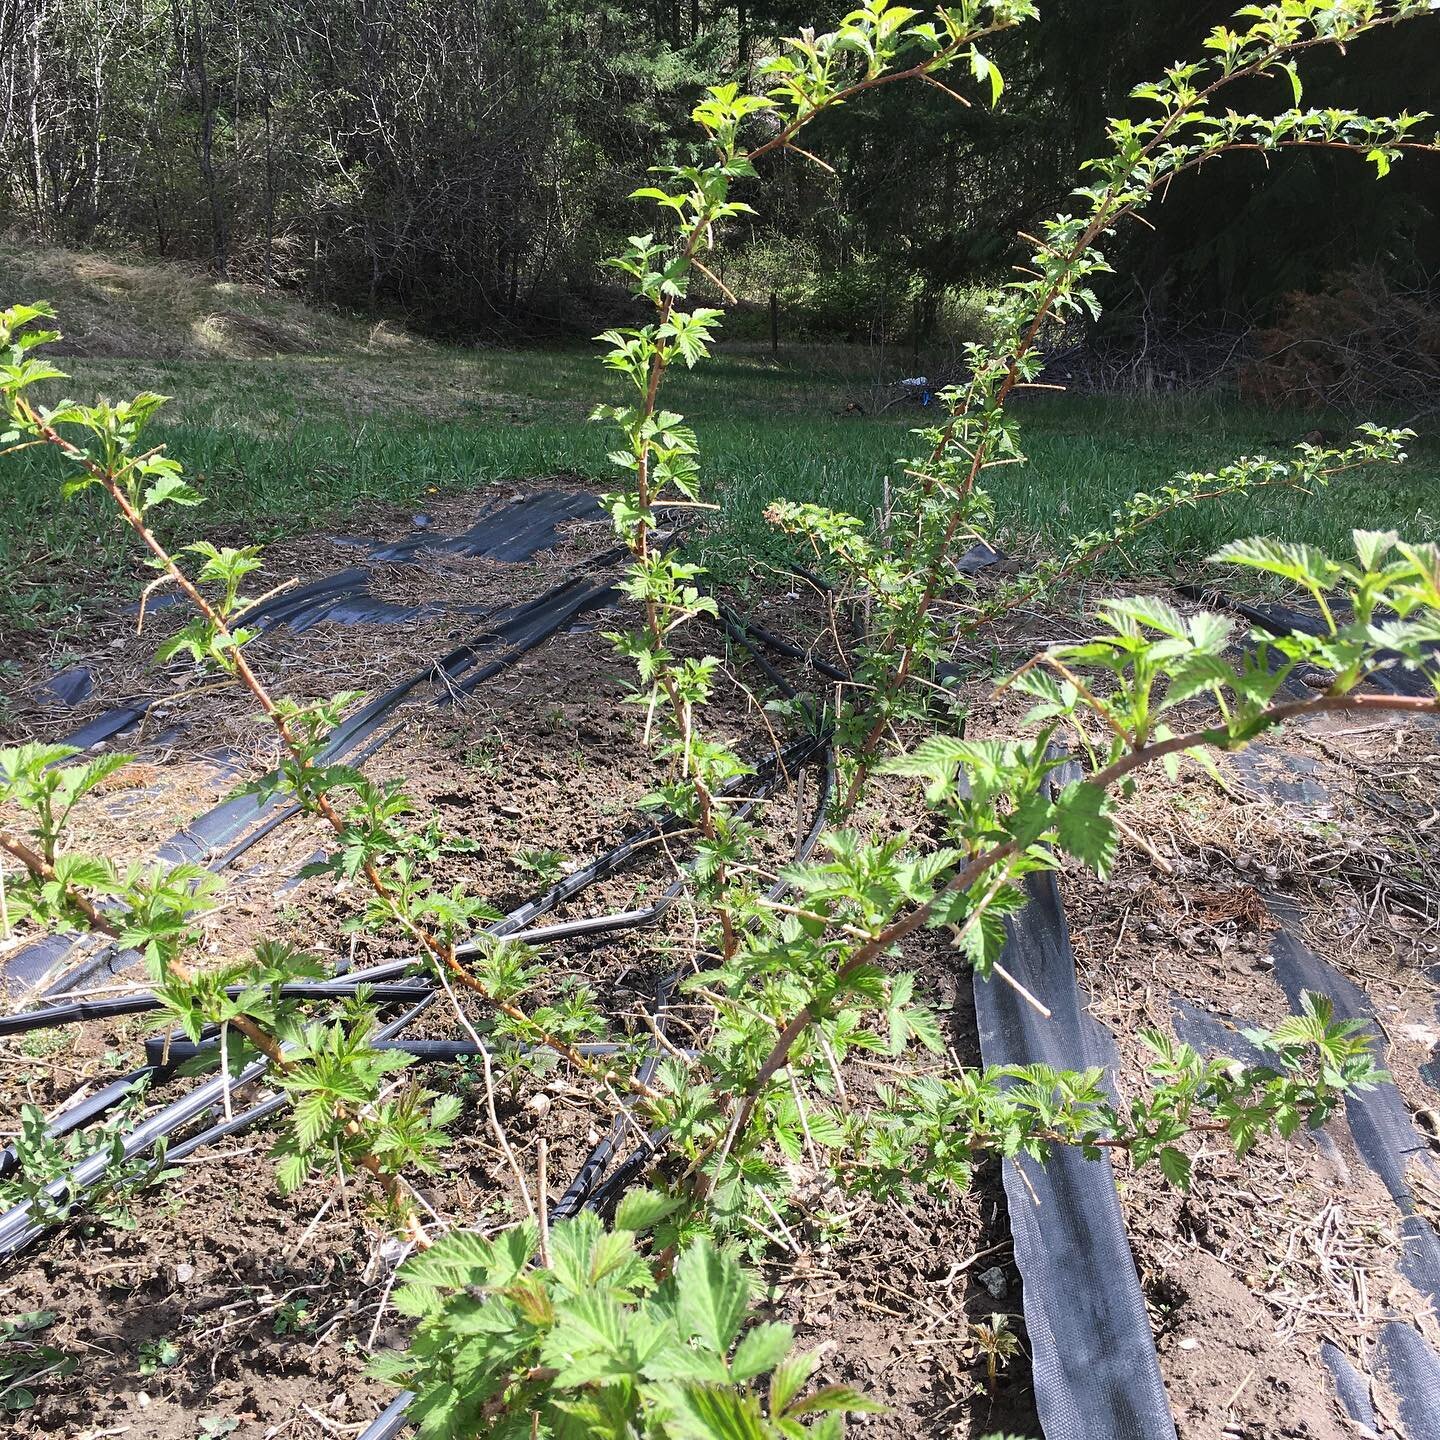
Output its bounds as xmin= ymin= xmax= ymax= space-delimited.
xmin=2 ymin=248 xmax=1437 ymax=637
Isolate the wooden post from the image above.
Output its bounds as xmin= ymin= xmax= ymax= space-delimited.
xmin=770 ymin=290 xmax=779 ymax=359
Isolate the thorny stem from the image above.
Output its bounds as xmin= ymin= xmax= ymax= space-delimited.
xmin=0 ymin=827 xmax=120 ymax=937
xmin=16 ymin=404 xmax=661 ymax=1110
xmin=841 ymin=21 xmax=1439 ymax=807
xmin=710 ymin=685 xmax=1438 ymax=1169
xmin=625 ymin=16 xmax=1023 ymax=961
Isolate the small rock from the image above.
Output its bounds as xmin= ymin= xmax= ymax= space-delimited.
xmin=138 ymin=1393 xmax=151 ymax=1409
xmin=527 ymin=1093 xmax=551 ymax=1119
xmin=1178 ymin=1337 xmax=1200 ymax=1350
xmin=175 ymin=1262 xmax=195 ymax=1283
xmin=978 ymin=1266 xmax=1007 ymax=1299
xmin=411 ymin=513 xmax=433 ymax=529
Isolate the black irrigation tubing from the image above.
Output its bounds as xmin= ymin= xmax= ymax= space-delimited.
xmin=547 ymin=592 xmax=834 ymax=1216
xmin=0 ymin=1048 xmax=269 ymax=1258
xmin=0 ymin=900 xmax=687 ymax=1042
xmin=0 ymin=985 xmax=445 ymax=1260
xmin=552 ymin=738 xmax=837 ymax=1222
xmin=716 ymin=603 xmax=852 ymax=684
xmin=0 ymin=725 xmax=828 ymax=1253
xmin=13 ymin=902 xmax=687 ymax=1041
xmin=145 ymin=1037 xmax=638 ymax=1068
xmin=354 ymin=741 xmax=837 ymax=1440
xmin=5 ymin=569 xmax=832 ymax=1425
xmin=355 ymin=591 xmax=830 ymax=1438
xmin=347 ymin=596 xmax=834 ymax=1440
xmin=0 ymin=732 xmax=825 ymax=1044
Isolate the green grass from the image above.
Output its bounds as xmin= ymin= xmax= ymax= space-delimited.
xmin=3 ymin=335 xmax=1437 ymax=640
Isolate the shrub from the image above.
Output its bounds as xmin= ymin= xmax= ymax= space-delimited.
xmin=2 ymin=2 xmax=1438 ymax=1434
xmin=1242 ymin=265 xmax=1440 ymax=419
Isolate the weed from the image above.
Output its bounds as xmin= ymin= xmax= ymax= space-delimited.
xmin=272 ymin=1301 xmax=317 ymax=1338
xmin=969 ymin=1313 xmax=1022 ymax=1398
xmin=17 ymin=1029 xmax=69 ymax=1060
xmin=0 ymin=1310 xmax=75 ymax=1413
xmin=137 ymin=1336 xmax=181 ymax=1377
xmin=512 ymin=847 xmax=570 ymax=885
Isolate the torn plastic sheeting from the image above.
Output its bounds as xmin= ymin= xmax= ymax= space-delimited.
xmin=367 ymin=490 xmax=602 ymax=566
xmin=9 ymin=564 xmax=623 ymax=997
xmin=955 ymin=540 xmax=1004 ymax=575
xmin=1230 ymin=744 xmax=1331 ymax=810
xmin=974 ymin=866 xmax=1176 ymax=1440
xmin=35 ymin=665 xmax=95 ymax=708
xmin=1235 ymin=747 xmax=1440 ymax=1428
xmin=228 ymin=491 xmax=603 ymax=634
xmin=449 ymin=579 xmax=621 ymax=697
xmin=39 ymin=491 xmax=603 ymax=752
xmin=1377 ymin=1321 xmax=1440 ymax=1440
xmin=56 ymin=704 xmax=149 ymax=751
xmin=0 ymin=931 xmax=83 ymax=996
xmin=155 ymin=573 xmax=604 ymax=865
xmin=1320 ymin=1341 xmax=1381 ymax=1438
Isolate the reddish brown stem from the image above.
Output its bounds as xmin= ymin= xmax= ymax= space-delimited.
xmin=714 ymin=685 xmax=1438 ymax=1162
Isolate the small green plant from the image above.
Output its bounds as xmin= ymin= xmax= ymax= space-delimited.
xmin=0 ymin=1311 xmax=75 ymax=1413
xmin=17 ymin=1029 xmax=69 ymax=1060
xmin=460 ymin=733 xmax=503 ymax=774
xmin=513 ymin=847 xmax=571 ymax=885
xmin=272 ymin=1300 xmax=317 ymax=1338
xmin=969 ymin=1313 xmax=1021 ymax=1398
xmin=0 ymin=1093 xmax=175 ymax=1232
xmin=137 ymin=1335 xmax=181 ymax=1377
xmin=376 ymin=1195 xmax=881 ymax=1440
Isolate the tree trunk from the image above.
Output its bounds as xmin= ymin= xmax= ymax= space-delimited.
xmin=191 ymin=0 xmax=227 ymax=276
